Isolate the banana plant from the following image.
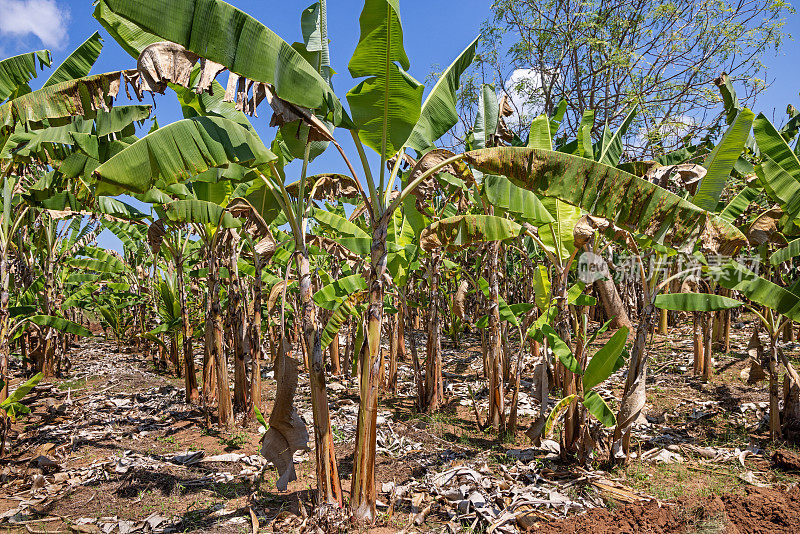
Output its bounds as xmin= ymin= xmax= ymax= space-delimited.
xmin=147 ymin=220 xmax=200 ymax=404
xmin=0 ymin=372 xmax=43 ymax=456
xmin=459 ymin=144 xmax=748 ymax=461
xmin=538 ymin=325 xmax=628 ymax=457
xmin=95 ymin=0 xmax=479 ymax=520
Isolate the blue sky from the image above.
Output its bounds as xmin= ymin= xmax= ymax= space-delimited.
xmin=1 ymin=0 xmax=798 ymax=251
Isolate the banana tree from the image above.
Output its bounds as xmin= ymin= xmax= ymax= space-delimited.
xmin=148 ymin=219 xmax=200 ymax=403
xmin=94 ymin=0 xmax=479 ymax=519
xmin=460 ymin=146 xmax=747 ymax=461
xmin=1 ymin=372 xmax=43 ymax=456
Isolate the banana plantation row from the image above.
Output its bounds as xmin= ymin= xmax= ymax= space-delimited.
xmin=1 ymin=0 xmax=799 ymax=524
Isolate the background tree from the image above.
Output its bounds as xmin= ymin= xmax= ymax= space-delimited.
xmin=464 ymin=0 xmax=791 ymax=159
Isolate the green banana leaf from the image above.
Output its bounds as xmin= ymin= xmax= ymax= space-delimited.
xmin=321 ymin=300 xmax=360 ymax=350
xmin=312 ymin=207 xmax=370 ymax=238
xmin=653 ymin=293 xmax=743 ymax=312
xmin=1 ymin=372 xmax=44 ymax=419
xmin=25 ymin=315 xmax=92 ymax=337
xmin=532 ymin=265 xmax=551 ymax=312
xmin=691 ymin=108 xmax=754 ymax=211
xmin=482 ymin=174 xmax=555 ymax=226
xmin=539 ymin=197 xmax=582 ymax=262
xmin=406 ymin=36 xmax=479 ymax=153
xmin=43 ymin=32 xmax=103 ymax=88
xmin=347 ymin=0 xmax=423 ymax=159
xmin=472 ymin=84 xmax=499 ymax=150
xmin=582 ymin=326 xmax=629 ymax=391
xmin=0 ymin=50 xmax=51 ymax=102
xmin=576 ymin=110 xmax=594 ymax=159
xmin=93 ymin=117 xmax=275 ymax=194
xmin=527 ymin=100 xmax=565 ymax=150
xmin=313 ymin=274 xmax=368 ymax=311
xmin=714 ymin=261 xmax=800 ymax=321
xmin=596 ymin=106 xmax=636 ymax=166
xmin=164 ymin=199 xmax=241 ymax=228
xmin=753 ymin=113 xmax=800 ymax=178
xmin=464 ymin=148 xmax=747 ymax=255
xmin=95 ymin=105 xmax=151 ymax=137
xmin=720 ymin=187 xmax=758 ymax=223
xmin=581 ymin=390 xmax=616 ymax=427
xmin=770 ymin=238 xmax=800 ymax=266
xmin=541 ymin=324 xmax=580 ymax=374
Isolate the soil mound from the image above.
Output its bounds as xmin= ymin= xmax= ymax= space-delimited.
xmin=531 ymin=486 xmax=800 ymax=534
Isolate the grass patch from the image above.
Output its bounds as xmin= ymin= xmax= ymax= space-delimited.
xmin=57 ymin=377 xmax=87 ymax=391
xmin=619 ymin=462 xmax=744 ymax=501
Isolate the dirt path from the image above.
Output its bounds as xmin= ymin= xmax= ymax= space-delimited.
xmin=0 ymin=324 xmax=799 ymax=533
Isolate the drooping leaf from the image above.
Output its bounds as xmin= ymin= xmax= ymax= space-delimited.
xmin=483 ymin=174 xmax=554 ymax=226
xmin=464 ymin=148 xmax=747 ymax=255
xmin=0 ymin=50 xmax=51 ymax=102
xmin=1 ymin=70 xmax=132 ymax=133
xmin=544 ymin=394 xmax=576 ymax=438
xmin=714 ymin=261 xmax=800 ymax=321
xmin=321 ymin=300 xmax=360 ymax=350
xmin=26 ymin=315 xmax=92 ymax=337
xmin=312 ymin=207 xmax=370 ymax=238
xmin=770 ymin=238 xmax=800 ymax=266
xmin=313 ymin=274 xmax=367 ymax=310
xmin=720 ymin=187 xmax=758 ymax=222
xmin=0 ymin=373 xmax=44 ymax=408
xmin=475 ymin=278 xmax=527 ymax=327
xmin=164 ymin=199 xmax=241 ymax=228
xmin=420 ymin=214 xmax=521 ymax=252
xmin=96 ymin=0 xmax=343 ymax=124
xmin=756 ymin=156 xmax=800 ymax=220
xmin=95 ymin=105 xmax=151 ymax=137
xmin=753 ymin=113 xmax=800 ymax=178
xmin=93 ymin=117 xmax=275 ymax=194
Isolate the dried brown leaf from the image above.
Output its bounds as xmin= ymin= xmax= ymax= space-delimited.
xmin=261 ymin=339 xmax=309 ymax=491
xmin=137 ymin=42 xmax=199 ymax=94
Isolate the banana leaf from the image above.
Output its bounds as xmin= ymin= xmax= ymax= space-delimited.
xmin=582 ymin=326 xmax=629 ymax=391
xmin=0 ymin=50 xmax=51 ymax=102
xmin=43 ymin=32 xmax=103 ymax=88
xmin=347 ymin=0 xmax=423 ymax=158
xmin=464 ymin=148 xmax=747 ymax=255
xmin=93 ymin=117 xmax=275 ymax=194
xmin=420 ymin=214 xmax=522 ymax=252
xmin=25 ymin=315 xmax=92 ymax=337
xmin=96 ymin=0 xmax=344 ymax=124
xmin=406 ymin=36 xmax=479 ymax=153
xmin=654 ymin=293 xmax=742 ymax=312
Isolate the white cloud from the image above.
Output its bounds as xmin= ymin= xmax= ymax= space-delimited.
xmin=503 ymin=67 xmax=558 ymax=126
xmin=0 ymin=0 xmax=70 ymax=49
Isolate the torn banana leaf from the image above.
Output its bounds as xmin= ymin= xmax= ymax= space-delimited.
xmin=464 ymin=148 xmax=747 ymax=255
